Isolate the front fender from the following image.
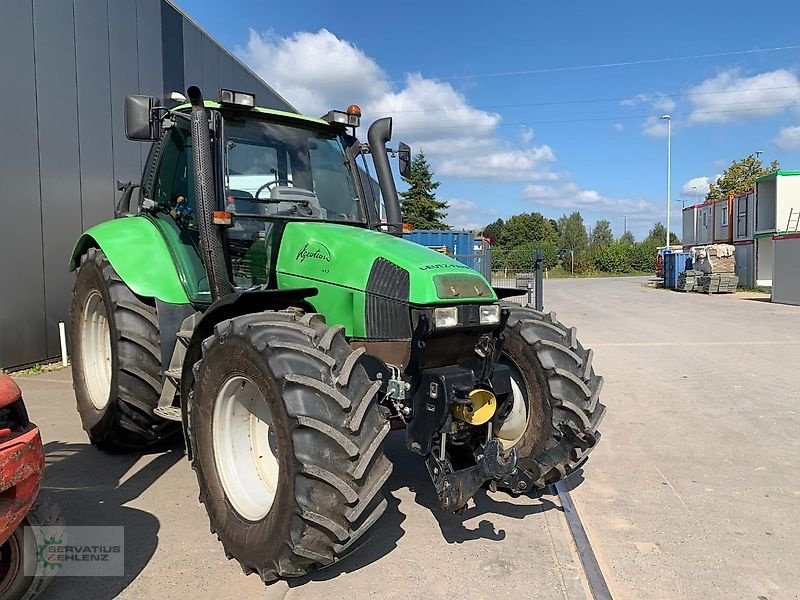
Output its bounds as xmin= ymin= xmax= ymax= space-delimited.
xmin=69 ymin=216 xmax=190 ymax=304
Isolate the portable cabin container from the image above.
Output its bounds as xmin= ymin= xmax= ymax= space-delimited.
xmin=754 ymin=171 xmax=800 ymax=287
xmin=682 ymin=204 xmax=699 ymax=247
xmin=771 ymin=233 xmax=800 ymax=305
xmin=712 ymin=197 xmax=732 ymax=243
xmin=696 ymin=204 xmax=713 ymax=245
xmin=754 ymin=171 xmax=800 ymax=234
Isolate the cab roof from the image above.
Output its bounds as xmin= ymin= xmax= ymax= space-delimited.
xmin=173 ymin=100 xmax=331 ymax=128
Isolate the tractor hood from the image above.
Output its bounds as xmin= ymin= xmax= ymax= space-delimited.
xmin=276 ymin=222 xmax=496 ymax=305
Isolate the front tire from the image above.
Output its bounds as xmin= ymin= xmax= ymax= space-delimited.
xmin=70 ymin=248 xmax=179 ymax=451
xmin=189 ymin=310 xmax=392 ymax=582
xmin=495 ymin=303 xmax=605 ymax=489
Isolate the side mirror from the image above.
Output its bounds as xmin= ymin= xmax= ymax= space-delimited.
xmin=124 ymin=95 xmax=160 ymax=141
xmin=398 ymin=142 xmax=412 ymax=179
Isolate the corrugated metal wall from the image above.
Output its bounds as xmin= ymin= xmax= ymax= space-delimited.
xmin=0 ymin=0 xmax=291 ymax=368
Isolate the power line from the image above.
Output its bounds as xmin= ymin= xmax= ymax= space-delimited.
xmin=392 ymin=44 xmax=800 ymax=83
xmin=387 ymin=84 xmax=800 ymax=114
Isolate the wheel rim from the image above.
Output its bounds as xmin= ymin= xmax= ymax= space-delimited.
xmin=213 ymin=375 xmax=280 ymax=521
xmin=496 ymin=363 xmax=529 ymax=450
xmin=81 ymin=290 xmax=113 ymax=410
xmin=0 ymin=534 xmax=22 ymax=596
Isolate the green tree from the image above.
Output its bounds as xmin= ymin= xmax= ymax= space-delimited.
xmin=646 ymin=222 xmax=681 ymax=246
xmin=482 ymin=218 xmax=504 ymax=244
xmin=498 ymin=212 xmax=558 ymax=247
xmin=558 ymin=212 xmax=589 ymax=252
xmin=590 ymin=219 xmax=613 ymax=248
xmin=399 ymin=151 xmax=449 ymax=229
xmin=619 ymin=230 xmax=635 ymax=245
xmin=707 ymin=153 xmax=780 ymax=201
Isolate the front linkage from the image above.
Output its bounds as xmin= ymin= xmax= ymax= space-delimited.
xmin=373 ymin=306 xmax=600 ymax=513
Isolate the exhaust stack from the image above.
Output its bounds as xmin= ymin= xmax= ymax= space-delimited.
xmin=187 ymin=86 xmax=231 ymax=300
xmin=367 ymin=117 xmax=402 ymax=234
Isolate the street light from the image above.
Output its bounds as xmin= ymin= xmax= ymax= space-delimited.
xmin=660 ymin=114 xmax=672 ymax=248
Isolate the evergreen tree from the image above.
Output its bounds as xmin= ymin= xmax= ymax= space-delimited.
xmin=399 ymin=151 xmax=449 ymax=229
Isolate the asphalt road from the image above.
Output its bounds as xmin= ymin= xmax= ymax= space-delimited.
xmin=14 ymin=277 xmax=800 ymax=599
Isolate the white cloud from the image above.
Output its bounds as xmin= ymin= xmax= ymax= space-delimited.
xmin=641 ymin=116 xmax=670 ymax=138
xmin=368 ymin=73 xmax=500 ymax=154
xmin=438 ymin=146 xmax=559 ymax=181
xmin=774 ymin=125 xmax=800 ymax=150
xmin=444 ymin=198 xmax=498 ymax=231
xmin=240 ymin=29 xmax=510 ymax=172
xmin=681 ymin=176 xmax=711 ymax=197
xmin=688 ymin=68 xmax=800 ymax=124
xmin=621 ymin=92 xmax=676 ymax=113
xmin=613 ymin=123 xmax=624 ymax=132
xmin=519 ymin=127 xmax=535 ymax=145
xmin=522 ymin=182 xmax=658 ymax=219
xmin=240 ymin=29 xmax=388 ymax=116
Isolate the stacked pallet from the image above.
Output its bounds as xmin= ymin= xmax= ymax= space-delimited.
xmin=698 ymin=273 xmax=739 ymax=294
xmin=691 ymin=244 xmax=736 ymax=274
xmin=676 ymin=269 xmax=702 ymax=292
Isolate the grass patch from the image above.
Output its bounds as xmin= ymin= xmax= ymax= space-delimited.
xmin=1 ymin=360 xmax=68 ymax=377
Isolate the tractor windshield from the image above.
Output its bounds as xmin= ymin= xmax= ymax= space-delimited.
xmin=221 ymin=116 xmax=365 ymax=223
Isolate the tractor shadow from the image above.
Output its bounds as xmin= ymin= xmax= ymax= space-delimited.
xmin=38 ymin=439 xmax=183 ymax=600
xmin=290 ymin=431 xmax=568 ymax=586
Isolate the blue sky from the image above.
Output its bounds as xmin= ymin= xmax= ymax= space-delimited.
xmin=176 ymin=0 xmax=800 ymax=239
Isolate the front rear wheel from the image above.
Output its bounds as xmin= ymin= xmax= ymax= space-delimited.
xmin=189 ymin=310 xmax=392 ymax=583
xmin=70 ymin=248 xmax=180 ymax=451
xmin=495 ymin=303 xmax=606 ymax=489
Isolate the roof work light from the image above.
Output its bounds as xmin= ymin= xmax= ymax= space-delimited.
xmin=218 ymin=89 xmax=256 ymax=107
xmin=322 ymin=105 xmax=361 ymax=128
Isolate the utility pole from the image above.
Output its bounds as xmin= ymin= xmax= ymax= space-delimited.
xmin=660 ymin=114 xmax=672 ymax=248
xmin=623 ymin=215 xmax=627 ymax=235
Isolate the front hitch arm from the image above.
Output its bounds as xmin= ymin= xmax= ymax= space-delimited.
xmin=425 ymin=438 xmax=518 ymax=513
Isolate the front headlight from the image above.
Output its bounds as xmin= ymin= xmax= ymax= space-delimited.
xmin=479 ymin=304 xmax=501 ymax=325
xmin=434 ymin=306 xmax=459 ymax=328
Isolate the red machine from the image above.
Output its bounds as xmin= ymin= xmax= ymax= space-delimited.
xmin=0 ymin=375 xmax=57 ymax=600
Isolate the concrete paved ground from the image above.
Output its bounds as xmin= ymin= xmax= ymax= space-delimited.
xmin=13 ymin=277 xmax=800 ymax=599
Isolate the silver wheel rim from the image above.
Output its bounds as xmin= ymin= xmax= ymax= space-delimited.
xmin=496 ymin=374 xmax=528 ymax=450
xmin=213 ymin=375 xmax=280 ymax=521
xmin=81 ymin=291 xmax=112 ymax=410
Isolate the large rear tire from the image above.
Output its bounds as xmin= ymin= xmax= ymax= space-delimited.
xmin=70 ymin=248 xmax=180 ymax=451
xmin=495 ymin=303 xmax=605 ymax=489
xmin=189 ymin=310 xmax=392 ymax=583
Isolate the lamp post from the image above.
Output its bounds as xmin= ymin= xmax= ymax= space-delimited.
xmin=660 ymin=114 xmax=671 ymax=248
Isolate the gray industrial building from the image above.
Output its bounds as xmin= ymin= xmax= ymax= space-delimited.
xmin=0 ymin=0 xmax=293 ymax=369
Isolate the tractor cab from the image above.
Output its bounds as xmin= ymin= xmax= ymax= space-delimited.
xmin=124 ymin=89 xmax=401 ymax=303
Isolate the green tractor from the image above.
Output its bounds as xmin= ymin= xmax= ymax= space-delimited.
xmin=68 ymin=86 xmax=604 ymax=582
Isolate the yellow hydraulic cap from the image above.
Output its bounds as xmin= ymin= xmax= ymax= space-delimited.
xmin=452 ymin=388 xmax=497 ymax=425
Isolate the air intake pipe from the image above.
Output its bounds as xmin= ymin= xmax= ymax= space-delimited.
xmin=187 ymin=86 xmax=232 ymax=300
xmin=367 ymin=117 xmax=402 ymax=234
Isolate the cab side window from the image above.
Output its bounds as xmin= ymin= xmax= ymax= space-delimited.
xmin=153 ymin=122 xmax=194 ymax=227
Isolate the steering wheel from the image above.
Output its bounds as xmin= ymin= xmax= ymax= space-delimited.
xmin=255 ymin=179 xmax=291 ymax=200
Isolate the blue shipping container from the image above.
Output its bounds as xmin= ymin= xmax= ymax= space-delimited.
xmin=403 ymin=230 xmax=491 ymax=279
xmin=663 ymin=251 xmax=692 ymax=290
xmin=403 ymin=230 xmax=474 ymax=257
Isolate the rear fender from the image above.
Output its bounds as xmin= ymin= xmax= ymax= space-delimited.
xmin=69 ymin=217 xmax=190 ymax=304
